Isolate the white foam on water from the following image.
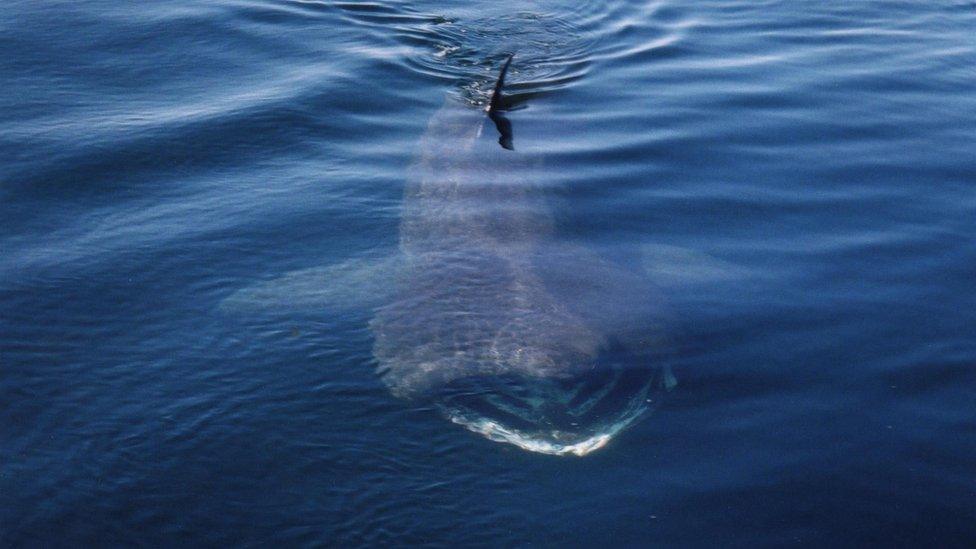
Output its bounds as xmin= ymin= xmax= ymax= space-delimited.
xmin=445 ymin=404 xmax=646 ymax=457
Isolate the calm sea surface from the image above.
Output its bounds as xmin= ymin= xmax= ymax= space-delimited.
xmin=2 ymin=0 xmax=975 ymax=545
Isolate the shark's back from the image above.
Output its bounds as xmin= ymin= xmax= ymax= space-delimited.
xmin=375 ymin=96 xmax=601 ymax=398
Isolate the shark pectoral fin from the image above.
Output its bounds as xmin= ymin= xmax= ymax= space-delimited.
xmin=531 ymin=245 xmax=669 ymax=343
xmin=218 ymin=253 xmax=400 ymax=316
xmin=638 ymin=243 xmax=759 ymax=289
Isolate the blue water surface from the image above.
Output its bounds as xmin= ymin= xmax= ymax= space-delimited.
xmin=2 ymin=0 xmax=975 ymax=545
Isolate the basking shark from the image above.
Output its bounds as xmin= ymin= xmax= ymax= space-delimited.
xmin=219 ymin=56 xmax=751 ymax=455
xmin=369 ymin=56 xmax=675 ymax=455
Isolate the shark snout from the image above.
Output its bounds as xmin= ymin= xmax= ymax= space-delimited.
xmin=433 ymin=362 xmax=658 ymax=455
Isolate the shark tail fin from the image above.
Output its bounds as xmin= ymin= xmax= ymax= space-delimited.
xmin=487 ymin=53 xmax=514 ymax=115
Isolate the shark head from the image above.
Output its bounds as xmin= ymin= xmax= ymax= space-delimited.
xmin=430 ymin=359 xmax=665 ymax=456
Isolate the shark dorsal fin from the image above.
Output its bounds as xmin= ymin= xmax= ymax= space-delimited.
xmin=487 ymin=54 xmax=515 ymax=150
xmin=487 ymin=54 xmax=514 ymax=115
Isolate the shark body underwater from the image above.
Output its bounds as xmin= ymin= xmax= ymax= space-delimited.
xmin=369 ymin=55 xmax=676 ymax=456
xmin=222 ymin=55 xmax=685 ymax=456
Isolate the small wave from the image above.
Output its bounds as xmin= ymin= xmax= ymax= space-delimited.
xmin=324 ymin=0 xmax=691 ymax=105
xmin=443 ymin=392 xmax=649 ymax=456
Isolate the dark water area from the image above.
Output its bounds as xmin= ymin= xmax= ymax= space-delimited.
xmin=2 ymin=0 xmax=975 ymax=545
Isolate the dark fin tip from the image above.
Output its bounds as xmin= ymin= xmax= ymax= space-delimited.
xmin=487 ymin=53 xmax=515 ymax=115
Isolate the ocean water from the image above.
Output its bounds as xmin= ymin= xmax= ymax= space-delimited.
xmin=2 ymin=0 xmax=975 ymax=545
